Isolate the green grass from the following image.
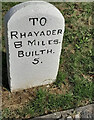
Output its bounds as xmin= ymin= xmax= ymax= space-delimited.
xmin=2 ymin=2 xmax=94 ymax=119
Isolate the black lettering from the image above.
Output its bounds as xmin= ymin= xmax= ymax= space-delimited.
xmin=29 ymin=18 xmax=38 ymax=25
xmin=40 ymin=31 xmax=45 ymax=36
xmin=47 ymin=49 xmax=53 ymax=54
xmin=40 ymin=49 xmax=46 ymax=54
xmin=14 ymin=41 xmax=22 ymax=48
xmin=34 ymin=31 xmax=39 ymax=36
xmin=28 ymin=40 xmax=36 ymax=46
xmin=31 ymin=51 xmax=34 ymax=56
xmin=20 ymin=32 xmax=26 ymax=38
xmin=32 ymin=58 xmax=39 ymax=65
xmin=18 ymin=51 xmax=24 ymax=57
xmin=25 ymin=52 xmax=31 ymax=57
xmin=57 ymin=29 xmax=62 ymax=34
xmin=40 ymin=17 xmax=47 ymax=26
xmin=28 ymin=32 xmax=32 ymax=37
xmin=48 ymin=40 xmax=53 ymax=45
xmin=38 ymin=41 xmax=40 ymax=46
xmin=35 ymin=51 xmax=39 ymax=56
xmin=53 ymin=39 xmax=59 ymax=44
xmin=47 ymin=30 xmax=51 ymax=36
xmin=52 ymin=30 xmax=56 ymax=35
xmin=11 ymin=31 xmax=18 ymax=39
xmin=42 ymin=41 xmax=45 ymax=46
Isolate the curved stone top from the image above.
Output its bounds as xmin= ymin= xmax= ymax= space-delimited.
xmin=5 ymin=1 xmax=64 ymax=25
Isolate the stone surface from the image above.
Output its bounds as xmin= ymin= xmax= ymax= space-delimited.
xmin=31 ymin=104 xmax=94 ymax=120
xmin=66 ymin=116 xmax=73 ymax=120
xmin=74 ymin=113 xmax=80 ymax=120
xmin=4 ymin=1 xmax=65 ymax=91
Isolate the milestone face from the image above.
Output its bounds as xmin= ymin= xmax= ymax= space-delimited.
xmin=5 ymin=1 xmax=65 ymax=91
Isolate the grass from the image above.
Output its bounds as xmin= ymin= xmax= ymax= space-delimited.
xmin=2 ymin=2 xmax=94 ymax=119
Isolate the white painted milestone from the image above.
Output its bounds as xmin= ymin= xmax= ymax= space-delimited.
xmin=4 ymin=1 xmax=65 ymax=91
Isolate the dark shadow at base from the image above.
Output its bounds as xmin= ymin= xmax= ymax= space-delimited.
xmin=2 ymin=51 xmax=10 ymax=91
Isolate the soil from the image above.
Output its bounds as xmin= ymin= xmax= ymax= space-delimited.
xmin=2 ymin=86 xmax=37 ymax=110
xmin=2 ymin=82 xmax=68 ymax=111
